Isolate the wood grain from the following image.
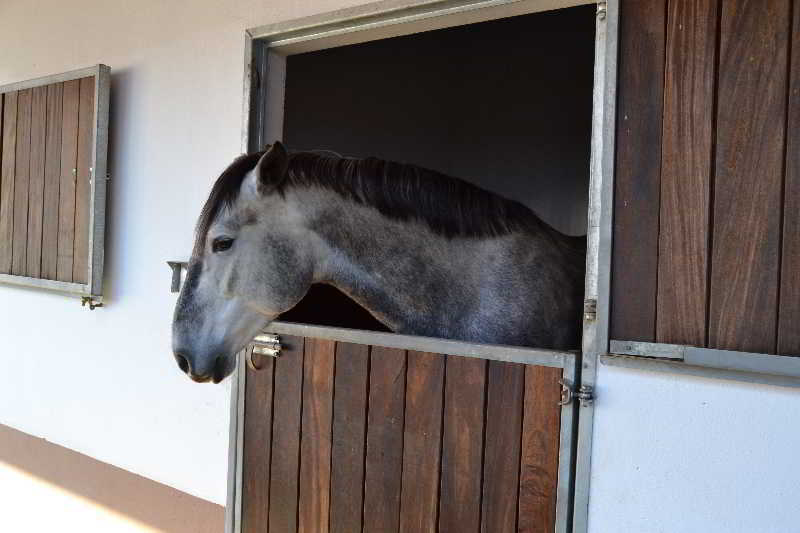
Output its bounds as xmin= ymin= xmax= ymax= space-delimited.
xmin=329 ymin=342 xmax=369 ymax=533
xmin=242 ymin=348 xmax=275 ymax=533
xmin=518 ymin=366 xmax=562 ymax=533
xmin=268 ymin=335 xmax=305 ymax=533
xmin=298 ymin=338 xmax=335 ymax=533
xmin=709 ymin=0 xmax=790 ymax=353
xmin=12 ymin=88 xmax=32 ymax=276
xmin=439 ymin=356 xmax=486 ymax=533
xmin=778 ymin=0 xmax=800 ymax=356
xmin=0 ymin=92 xmax=17 ymax=273
xmin=610 ymin=0 xmax=667 ymax=342
xmin=656 ymin=0 xmax=718 ymax=346
xmin=57 ymin=79 xmax=80 ymax=282
xmin=363 ymin=346 xmax=406 ymax=533
xmin=399 ymin=351 xmax=444 ymax=533
xmin=26 ymin=85 xmax=47 ymax=278
xmin=72 ymin=76 xmax=94 ymax=284
xmin=41 ymin=83 xmax=63 ymax=280
xmin=481 ymin=361 xmax=524 ymax=533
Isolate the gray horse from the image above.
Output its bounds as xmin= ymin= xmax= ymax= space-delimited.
xmin=172 ymin=143 xmax=585 ymax=383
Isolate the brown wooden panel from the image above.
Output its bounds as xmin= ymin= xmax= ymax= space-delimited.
xmin=399 ymin=351 xmax=444 ymax=533
xmin=12 ymin=88 xmax=32 ymax=276
xmin=363 ymin=346 xmax=406 ymax=533
xmin=779 ymin=2 xmax=800 ymax=356
xmin=656 ymin=0 xmax=718 ymax=346
xmin=481 ymin=361 xmax=524 ymax=533
xmin=518 ymin=365 xmax=562 ymax=533
xmin=709 ymin=0 xmax=790 ymax=353
xmin=269 ymin=335 xmax=305 ymax=533
xmin=0 ymin=91 xmax=17 ymax=274
xmin=26 ymin=85 xmax=47 ymax=278
xmin=439 ymin=356 xmax=486 ymax=533
xmin=298 ymin=338 xmax=335 ymax=533
xmin=242 ymin=348 xmax=275 ymax=533
xmin=41 ymin=83 xmax=63 ymax=280
xmin=72 ymin=76 xmax=94 ymax=284
xmin=610 ymin=0 xmax=667 ymax=342
xmin=57 ymin=79 xmax=80 ymax=282
xmin=329 ymin=342 xmax=369 ymax=533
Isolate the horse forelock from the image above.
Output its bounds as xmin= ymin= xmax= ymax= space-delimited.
xmin=193 ymin=148 xmax=567 ymax=258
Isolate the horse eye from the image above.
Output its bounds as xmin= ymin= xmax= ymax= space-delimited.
xmin=212 ymin=237 xmax=234 ymax=253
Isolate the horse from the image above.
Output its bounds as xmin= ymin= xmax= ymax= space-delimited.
xmin=172 ymin=142 xmax=586 ymax=383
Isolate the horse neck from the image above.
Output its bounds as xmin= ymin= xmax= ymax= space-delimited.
xmin=296 ymin=189 xmax=486 ymax=335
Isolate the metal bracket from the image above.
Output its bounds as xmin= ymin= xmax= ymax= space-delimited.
xmin=80 ymin=296 xmax=103 ymax=310
xmin=558 ymin=379 xmax=594 ymax=407
xmin=583 ymin=298 xmax=597 ymax=321
xmin=247 ymin=334 xmax=282 ymax=370
xmin=167 ymin=261 xmax=188 ymax=293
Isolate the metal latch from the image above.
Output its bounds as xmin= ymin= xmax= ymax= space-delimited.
xmin=247 ymin=334 xmax=282 ymax=370
xmin=597 ymin=1 xmax=607 ymax=20
xmin=81 ymin=296 xmax=103 ymax=310
xmin=558 ymin=380 xmax=594 ymax=407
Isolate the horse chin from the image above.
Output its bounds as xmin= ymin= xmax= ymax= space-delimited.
xmin=212 ymin=352 xmax=237 ymax=384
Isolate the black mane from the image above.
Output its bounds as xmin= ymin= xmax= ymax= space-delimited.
xmin=193 ymin=149 xmax=563 ymax=257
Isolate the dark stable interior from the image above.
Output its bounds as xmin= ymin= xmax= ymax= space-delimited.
xmin=277 ymin=5 xmax=596 ymax=332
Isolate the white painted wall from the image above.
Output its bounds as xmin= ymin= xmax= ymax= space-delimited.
xmin=0 ymin=0 xmax=372 ymax=505
xmin=588 ymin=364 xmax=800 ymax=533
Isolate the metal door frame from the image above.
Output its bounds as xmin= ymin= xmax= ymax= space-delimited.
xmin=225 ymin=1 xmax=619 ymax=532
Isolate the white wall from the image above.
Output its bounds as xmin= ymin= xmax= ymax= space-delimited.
xmin=0 ymin=0 xmax=372 ymax=505
xmin=588 ymin=364 xmax=800 ymax=533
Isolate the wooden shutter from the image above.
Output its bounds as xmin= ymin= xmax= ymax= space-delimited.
xmin=0 ymin=65 xmax=109 ymax=300
xmin=611 ymin=0 xmax=798 ymax=356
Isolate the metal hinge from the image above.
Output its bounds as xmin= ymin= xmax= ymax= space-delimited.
xmin=597 ymin=1 xmax=607 ymax=21
xmin=247 ymin=333 xmax=282 ymax=370
xmin=80 ymin=296 xmax=103 ymax=310
xmin=558 ymin=380 xmax=594 ymax=407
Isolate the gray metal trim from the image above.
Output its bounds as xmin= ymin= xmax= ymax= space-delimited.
xmin=609 ymin=339 xmax=685 ymax=360
xmin=601 ymin=354 xmax=800 ymax=390
xmin=0 ymin=273 xmax=89 ymax=295
xmin=555 ymin=352 xmax=579 ymax=533
xmin=266 ymin=321 xmax=572 ymax=368
xmin=609 ymin=339 xmax=800 ymax=379
xmin=250 ymin=0 xmax=592 ymax=51
xmin=224 ymin=349 xmax=248 ymax=533
xmin=88 ymin=65 xmax=110 ymax=298
xmin=0 ymin=65 xmax=102 ymax=94
xmin=573 ymin=2 xmax=618 ymax=532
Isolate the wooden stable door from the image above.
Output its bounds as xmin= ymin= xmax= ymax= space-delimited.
xmin=240 ymin=336 xmax=565 ymax=533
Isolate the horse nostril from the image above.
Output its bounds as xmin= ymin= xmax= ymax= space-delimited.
xmin=174 ymin=352 xmax=190 ymax=374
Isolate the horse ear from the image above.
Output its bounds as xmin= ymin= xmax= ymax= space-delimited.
xmin=255 ymin=141 xmax=289 ymax=195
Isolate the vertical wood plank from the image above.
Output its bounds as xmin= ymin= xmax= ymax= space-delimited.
xmin=363 ymin=346 xmax=406 ymax=533
xmin=72 ymin=76 xmax=94 ymax=284
xmin=778 ymin=1 xmax=800 ymax=356
xmin=709 ymin=0 xmax=790 ymax=353
xmin=399 ymin=351 xmax=444 ymax=533
xmin=298 ymin=338 xmax=335 ymax=533
xmin=41 ymin=83 xmax=63 ymax=280
xmin=481 ymin=361 xmax=524 ymax=533
xmin=268 ymin=335 xmax=305 ymax=533
xmin=656 ymin=0 xmax=718 ymax=346
xmin=242 ymin=349 xmax=275 ymax=533
xmin=0 ymin=91 xmax=17 ymax=274
xmin=329 ymin=342 xmax=369 ymax=533
xmin=26 ymin=85 xmax=47 ymax=278
xmin=517 ymin=366 xmax=562 ymax=533
xmin=610 ymin=0 xmax=667 ymax=342
xmin=57 ymin=79 xmax=80 ymax=282
xmin=439 ymin=356 xmax=486 ymax=533
xmin=11 ymin=88 xmax=32 ymax=276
